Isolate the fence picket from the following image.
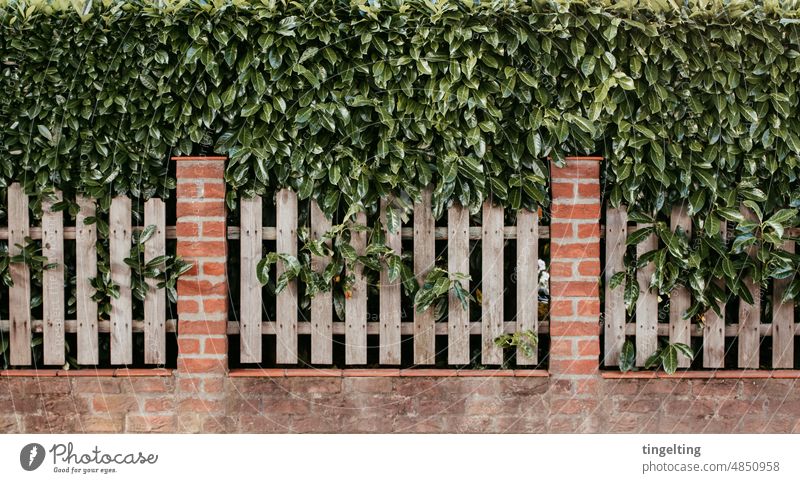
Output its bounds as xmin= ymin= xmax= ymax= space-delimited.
xmin=42 ymin=191 xmax=65 ymax=366
xmin=482 ymin=200 xmax=504 ymax=365
xmin=738 ymin=206 xmax=760 ymax=369
xmin=76 ymin=196 xmax=99 ymax=365
xmin=414 ymin=188 xmax=436 ymax=365
xmin=635 ymin=223 xmax=658 ymax=366
xmin=380 ymin=200 xmax=402 ymax=365
xmin=703 ymin=221 xmax=727 ymax=369
xmin=345 ymin=211 xmax=367 ymax=365
xmin=144 ymin=199 xmax=166 ymax=365
xmin=669 ymin=204 xmax=692 ymax=368
xmin=516 ymin=208 xmax=539 ymax=365
xmin=603 ymin=205 xmax=627 ymax=366
xmin=8 ymin=183 xmax=31 ymax=366
xmin=240 ymin=197 xmax=263 ymax=363
xmin=275 ymin=189 xmax=298 ymax=364
xmin=310 ymin=201 xmax=333 ymax=365
xmin=447 ymin=203 xmax=470 ymax=365
xmin=772 ymin=240 xmax=795 ymax=368
xmin=110 ymin=196 xmax=133 ymax=365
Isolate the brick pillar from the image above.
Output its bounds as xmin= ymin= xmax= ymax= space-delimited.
xmin=548 ymin=157 xmax=602 ymax=431
xmin=174 ymin=156 xmax=228 ymax=432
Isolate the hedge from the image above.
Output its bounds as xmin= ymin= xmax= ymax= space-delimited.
xmin=2 ymin=0 xmax=800 ymax=316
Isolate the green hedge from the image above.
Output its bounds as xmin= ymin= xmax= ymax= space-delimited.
xmin=2 ymin=0 xmax=800 ymax=315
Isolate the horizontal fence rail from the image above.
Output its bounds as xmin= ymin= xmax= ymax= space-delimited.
xmin=233 ymin=187 xmax=547 ymax=367
xmin=0 ymin=183 xmax=174 ymax=367
xmin=603 ymin=204 xmax=797 ymax=370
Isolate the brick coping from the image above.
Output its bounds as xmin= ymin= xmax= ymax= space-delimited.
xmin=0 ymin=369 xmax=173 ymax=377
xmin=228 ymin=369 xmax=549 ymax=378
xmin=603 ymin=370 xmax=800 ymax=379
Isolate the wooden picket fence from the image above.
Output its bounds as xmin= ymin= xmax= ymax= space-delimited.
xmin=604 ymin=204 xmax=797 ymax=370
xmin=0 ymin=183 xmax=175 ymax=366
xmin=230 ymin=187 xmax=547 ymax=367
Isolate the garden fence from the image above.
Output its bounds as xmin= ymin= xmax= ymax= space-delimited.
xmin=604 ymin=204 xmax=797 ymax=370
xmin=0 ymin=183 xmax=174 ymax=366
xmin=230 ymin=187 xmax=547 ymax=367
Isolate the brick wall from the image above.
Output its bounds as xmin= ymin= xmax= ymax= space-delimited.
xmin=3 ymin=156 xmax=800 ymax=434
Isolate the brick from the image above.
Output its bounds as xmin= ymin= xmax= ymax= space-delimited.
xmin=203 ymin=298 xmax=227 ymax=313
xmin=577 ymin=183 xmax=601 ymax=198
xmin=577 ymin=339 xmax=600 ymax=357
xmin=203 ymin=182 xmax=226 ymax=199
xmin=176 ymin=164 xmax=224 ymax=179
xmin=549 ymin=222 xmax=574 ymax=238
xmin=551 ymin=281 xmax=599 ymax=297
xmin=175 ymin=221 xmax=200 ymax=237
xmin=549 ymin=261 xmax=574 ymax=277
xmin=80 ymin=416 xmax=125 ymax=433
xmin=202 ymin=221 xmax=226 ymax=237
xmin=125 ymin=415 xmax=176 ymax=433
xmin=204 ymin=336 xmax=228 ymax=355
xmin=550 ymin=203 xmax=601 ymax=220
xmin=178 ymin=397 xmax=226 ymax=413
xmin=551 ymin=242 xmax=600 ymax=259
xmin=550 ymin=161 xmax=600 ymax=180
xmin=577 ymin=299 xmax=600 ymax=316
xmin=549 ymin=300 xmax=574 ymax=317
xmin=549 ymin=358 xmax=598 ymax=375
xmin=178 ymin=338 xmax=201 ymax=354
xmin=549 ymin=338 xmax=574 ymax=358
xmin=176 ymin=201 xmax=225 ymax=218
xmin=177 ymin=279 xmax=227 ymax=296
xmin=551 ymin=182 xmax=575 ymax=199
xmin=176 ymin=183 xmax=200 ymax=198
xmin=578 ymin=260 xmax=601 ymax=276
xmin=203 ymin=262 xmax=226 ymax=276
xmin=144 ymin=397 xmax=175 ymax=412
xmin=125 ymin=377 xmax=172 ymax=393
xmin=92 ymin=394 xmax=141 ymax=413
xmin=177 ymin=298 xmax=200 ymax=314
xmin=177 ymin=241 xmax=227 ymax=257
xmin=550 ymin=321 xmax=598 ymax=336
xmin=179 ymin=320 xmax=227 ymax=335
xmin=177 ymin=357 xmax=227 ymax=374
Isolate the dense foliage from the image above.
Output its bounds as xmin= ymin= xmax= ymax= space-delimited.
xmin=2 ymin=0 xmax=800 ymax=322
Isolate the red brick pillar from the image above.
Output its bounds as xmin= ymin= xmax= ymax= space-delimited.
xmin=548 ymin=157 xmax=602 ymax=430
xmin=174 ymin=156 xmax=228 ymax=432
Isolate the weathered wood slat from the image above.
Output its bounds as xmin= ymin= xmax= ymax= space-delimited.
xmin=144 ymin=199 xmax=166 ymax=365
xmin=1 ymin=319 xmax=176 ymax=333
xmin=110 ymin=196 xmax=133 ymax=365
xmin=447 ymin=203 xmax=470 ymax=365
xmin=345 ymin=211 xmax=368 ymax=365
xmin=222 ymin=226 xmax=554 ymax=241
xmin=516 ymin=208 xmax=539 ymax=365
xmin=669 ymin=204 xmax=692 ymax=368
xmin=275 ymin=189 xmax=298 ymax=364
xmin=482 ymin=200 xmax=504 ymax=365
xmin=772 ymin=240 xmax=795 ymax=368
xmin=738 ymin=206 xmax=760 ymax=369
xmin=703 ymin=221 xmax=727 ymax=369
xmin=8 ymin=183 xmax=31 ymax=366
xmin=603 ymin=205 xmax=627 ymax=366
xmin=76 ymin=196 xmax=99 ymax=365
xmin=379 ymin=200 xmax=402 ymax=365
xmin=310 ymin=201 xmax=333 ymax=365
xmin=42 ymin=191 xmax=65 ymax=366
xmin=635 ymin=223 xmax=658 ymax=366
xmin=414 ymin=188 xmax=436 ymax=365
xmin=225 ymin=320 xmax=548 ymax=336
xmin=239 ymin=197 xmax=263 ymax=363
